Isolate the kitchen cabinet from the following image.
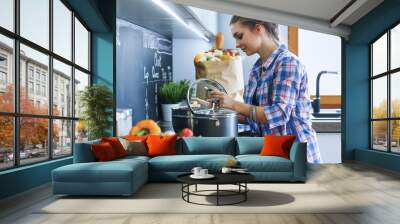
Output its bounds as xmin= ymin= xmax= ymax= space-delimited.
xmin=312 ymin=117 xmax=341 ymax=163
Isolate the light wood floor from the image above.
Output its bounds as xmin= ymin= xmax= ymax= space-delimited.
xmin=1 ymin=162 xmax=400 ymax=224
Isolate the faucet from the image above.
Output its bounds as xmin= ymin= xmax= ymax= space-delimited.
xmin=312 ymin=71 xmax=338 ymax=114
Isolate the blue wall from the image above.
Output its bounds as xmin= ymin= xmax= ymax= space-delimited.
xmin=172 ymin=38 xmax=211 ymax=82
xmin=344 ymin=0 xmax=400 ymax=171
xmin=92 ymin=33 xmax=114 ymax=87
xmin=92 ymin=32 xmax=115 ymax=136
xmin=0 ymin=158 xmax=72 ymax=199
xmin=0 ymin=0 xmax=116 ymax=200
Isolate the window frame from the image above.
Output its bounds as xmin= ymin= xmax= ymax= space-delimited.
xmin=0 ymin=0 xmax=92 ymax=171
xmin=370 ymin=20 xmax=400 ymax=154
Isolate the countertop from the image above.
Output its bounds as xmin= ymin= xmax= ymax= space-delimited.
xmin=311 ymin=118 xmax=341 ymax=133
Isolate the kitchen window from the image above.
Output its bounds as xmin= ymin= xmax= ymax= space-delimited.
xmin=370 ymin=22 xmax=400 ymax=154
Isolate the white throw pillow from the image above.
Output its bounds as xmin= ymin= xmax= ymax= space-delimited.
xmin=119 ymin=138 xmax=147 ymax=156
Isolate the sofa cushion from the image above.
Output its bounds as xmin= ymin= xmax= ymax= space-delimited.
xmin=148 ymin=154 xmax=235 ymax=172
xmin=147 ymin=135 xmax=177 ymax=157
xmin=180 ymin=137 xmax=235 ymax=155
xmin=119 ymin=138 xmax=147 ymax=156
xmin=116 ymin=155 xmax=150 ymax=163
xmin=260 ymin=135 xmax=296 ymax=159
xmin=73 ymin=139 xmax=100 ymax=163
xmin=236 ymin=137 xmax=264 ymax=155
xmin=101 ymin=137 xmax=127 ymax=158
xmin=236 ymin=155 xmax=293 ymax=172
xmin=91 ymin=142 xmax=118 ymax=161
xmin=52 ymin=158 xmax=147 ymax=183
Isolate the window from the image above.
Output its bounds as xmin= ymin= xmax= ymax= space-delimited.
xmin=28 ymin=81 xmax=34 ymax=94
xmin=42 ymin=85 xmax=46 ymax=97
xmin=74 ymin=69 xmax=89 ymax=118
xmin=370 ymin=23 xmax=400 ymax=154
xmin=35 ymin=70 xmax=41 ymax=81
xmin=20 ymin=0 xmax=49 ymax=49
xmin=36 ymin=83 xmax=40 ymax=95
xmin=0 ymin=54 xmax=8 ymax=86
xmin=53 ymin=119 xmax=72 ymax=158
xmin=53 ymin=0 xmax=72 ymax=60
xmin=41 ymin=73 xmax=46 ymax=82
xmin=0 ymin=0 xmax=14 ymax=32
xmin=0 ymin=71 xmax=6 ymax=85
xmin=0 ymin=116 xmax=13 ymax=170
xmin=53 ymin=59 xmax=72 ymax=116
xmin=0 ymin=0 xmax=91 ymax=170
xmin=0 ymin=34 xmax=13 ymax=113
xmin=75 ymin=18 xmax=90 ymax=70
xmin=0 ymin=55 xmax=7 ymax=67
xmin=28 ymin=67 xmax=34 ymax=80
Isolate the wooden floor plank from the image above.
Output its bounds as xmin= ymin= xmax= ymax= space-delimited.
xmin=1 ymin=162 xmax=400 ymax=224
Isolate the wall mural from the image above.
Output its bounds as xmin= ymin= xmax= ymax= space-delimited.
xmin=116 ymin=19 xmax=172 ymax=136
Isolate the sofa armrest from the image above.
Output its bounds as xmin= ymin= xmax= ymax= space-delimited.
xmin=289 ymin=142 xmax=307 ymax=181
xmin=73 ymin=140 xmax=100 ymax=163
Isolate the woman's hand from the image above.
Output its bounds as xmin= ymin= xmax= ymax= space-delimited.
xmin=191 ymin=97 xmax=211 ymax=107
xmin=209 ymin=90 xmax=235 ymax=110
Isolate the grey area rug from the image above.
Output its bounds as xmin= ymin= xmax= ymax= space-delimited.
xmin=38 ymin=183 xmax=362 ymax=214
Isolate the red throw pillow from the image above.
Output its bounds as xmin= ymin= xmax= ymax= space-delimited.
xmin=260 ymin=135 xmax=296 ymax=159
xmin=101 ymin=137 xmax=127 ymax=158
xmin=146 ymin=135 xmax=177 ymax=157
xmin=91 ymin=142 xmax=117 ymax=161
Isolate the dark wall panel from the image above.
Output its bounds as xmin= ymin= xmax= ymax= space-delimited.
xmin=116 ymin=19 xmax=172 ymax=135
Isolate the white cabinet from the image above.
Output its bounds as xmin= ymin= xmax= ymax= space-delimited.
xmin=316 ymin=133 xmax=341 ymax=164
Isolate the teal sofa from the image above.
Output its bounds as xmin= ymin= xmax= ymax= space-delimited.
xmin=52 ymin=137 xmax=306 ymax=196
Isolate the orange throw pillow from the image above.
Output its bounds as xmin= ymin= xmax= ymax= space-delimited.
xmin=146 ymin=135 xmax=177 ymax=157
xmin=101 ymin=137 xmax=127 ymax=158
xmin=91 ymin=142 xmax=117 ymax=161
xmin=260 ymin=135 xmax=296 ymax=159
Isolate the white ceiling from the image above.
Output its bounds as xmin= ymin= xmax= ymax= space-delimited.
xmin=228 ymin=0 xmax=352 ymax=22
xmin=117 ymin=0 xmax=213 ymax=40
xmin=169 ymin=0 xmax=384 ymax=38
xmin=117 ymin=0 xmax=384 ymax=40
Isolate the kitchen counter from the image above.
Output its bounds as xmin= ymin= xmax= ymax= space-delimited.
xmin=312 ymin=118 xmax=341 ymax=133
xmin=160 ymin=118 xmax=342 ymax=134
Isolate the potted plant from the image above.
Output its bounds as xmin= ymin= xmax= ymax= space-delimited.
xmin=158 ymin=80 xmax=190 ymax=121
xmin=79 ymin=84 xmax=113 ymax=140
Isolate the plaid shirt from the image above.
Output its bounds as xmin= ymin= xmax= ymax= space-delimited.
xmin=244 ymin=44 xmax=321 ymax=163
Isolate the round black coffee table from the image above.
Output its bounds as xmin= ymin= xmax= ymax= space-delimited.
xmin=177 ymin=173 xmax=255 ymax=206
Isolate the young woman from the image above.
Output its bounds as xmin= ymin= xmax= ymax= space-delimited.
xmin=209 ymin=16 xmax=321 ymax=163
